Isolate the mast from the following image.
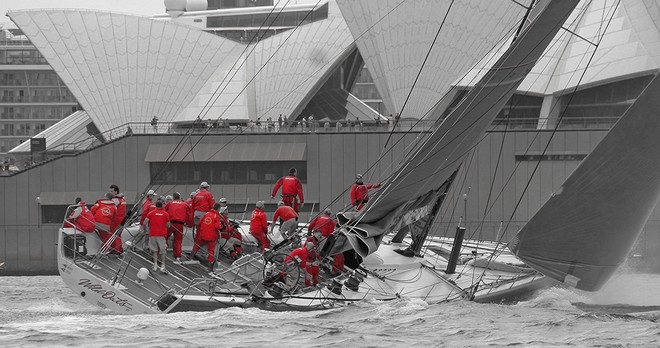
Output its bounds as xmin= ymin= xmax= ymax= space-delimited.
xmin=337 ymin=0 xmax=582 ymax=258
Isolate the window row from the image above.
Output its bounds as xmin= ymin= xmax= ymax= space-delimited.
xmin=1 ymin=71 xmax=63 ymax=86
xmin=0 ymin=106 xmax=77 ymax=120
xmin=151 ymin=161 xmax=307 ymax=185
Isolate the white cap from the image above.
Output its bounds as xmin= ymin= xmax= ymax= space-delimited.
xmin=190 ymin=191 xmax=196 ymax=197
xmin=278 ymin=201 xmax=285 ymax=206
xmin=147 ymin=189 xmax=157 ymax=196
xmin=219 ymin=197 xmax=227 ymax=203
xmin=256 ymin=201 xmax=265 ymax=208
xmin=200 ymin=181 xmax=209 ymax=188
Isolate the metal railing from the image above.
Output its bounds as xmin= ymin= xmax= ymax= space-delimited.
xmin=0 ymin=116 xmax=619 ymax=176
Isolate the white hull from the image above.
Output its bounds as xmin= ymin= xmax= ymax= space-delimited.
xmin=57 ymin=221 xmax=552 ymax=314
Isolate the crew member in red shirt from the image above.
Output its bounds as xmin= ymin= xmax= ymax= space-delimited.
xmin=350 ymin=174 xmax=381 ymax=211
xmin=271 ymin=168 xmax=304 ymax=212
xmin=192 ymin=182 xmax=215 ymax=225
xmin=270 ymin=201 xmax=299 ymax=238
xmin=219 ymin=207 xmax=242 ymax=259
xmin=144 ymin=200 xmax=171 ymax=274
xmin=64 ymin=197 xmax=96 ymax=232
xmin=110 ymin=185 xmax=126 ymax=235
xmin=165 ymin=192 xmax=191 ymax=262
xmin=250 ymin=201 xmax=269 ymax=251
xmin=308 ymin=208 xmax=335 ymax=237
xmin=92 ymin=192 xmax=123 ymax=254
xmin=190 ymin=203 xmax=222 ymax=272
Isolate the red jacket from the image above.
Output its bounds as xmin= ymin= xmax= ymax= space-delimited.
xmin=250 ymin=208 xmax=268 ymax=233
xmin=92 ymin=199 xmax=116 ymax=230
xmin=308 ymin=213 xmax=335 ymax=237
xmin=112 ymin=194 xmax=127 ymax=226
xmin=192 ymin=188 xmax=215 ymax=212
xmin=140 ymin=197 xmax=154 ymax=225
xmin=272 ymin=175 xmax=304 ymax=203
xmin=350 ymin=182 xmax=380 ymax=204
xmin=273 ymin=205 xmax=298 ymax=222
xmin=198 ymin=209 xmax=221 ymax=241
xmin=284 ymin=247 xmax=311 ymax=268
xmin=65 ymin=201 xmax=96 ymax=232
xmin=165 ymin=199 xmax=191 ymax=224
xmin=146 ymin=208 xmax=170 ymax=237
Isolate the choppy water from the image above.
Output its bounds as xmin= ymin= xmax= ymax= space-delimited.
xmin=1 ymin=273 xmax=660 ymax=347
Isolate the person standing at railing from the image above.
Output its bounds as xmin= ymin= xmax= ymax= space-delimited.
xmin=150 ymin=116 xmax=158 ymax=134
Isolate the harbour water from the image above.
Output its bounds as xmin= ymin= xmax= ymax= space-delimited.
xmin=1 ymin=273 xmax=659 ymax=347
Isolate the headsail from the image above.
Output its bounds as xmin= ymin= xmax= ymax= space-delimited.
xmin=510 ymin=74 xmax=660 ymax=291
xmin=339 ymin=0 xmax=581 ymax=258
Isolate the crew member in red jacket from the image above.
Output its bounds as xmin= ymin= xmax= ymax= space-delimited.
xmin=271 ymin=167 xmax=304 ymax=212
xmin=92 ymin=192 xmax=123 ymax=254
xmin=190 ymin=203 xmax=221 ymax=272
xmin=270 ymin=201 xmax=299 ymax=238
xmin=139 ymin=190 xmax=157 ymax=249
xmin=350 ymin=174 xmax=381 ymax=211
xmin=308 ymin=208 xmax=336 ymax=237
xmin=64 ymin=197 xmax=96 ymax=232
xmin=192 ymin=182 xmax=215 ymax=225
xmin=165 ymin=192 xmax=191 ymax=262
xmin=110 ymin=185 xmax=126 ymax=234
xmin=144 ymin=200 xmax=171 ymax=274
xmin=250 ymin=201 xmax=270 ymax=251
xmin=284 ymin=241 xmax=318 ymax=286
xmin=219 ymin=207 xmax=242 ymax=259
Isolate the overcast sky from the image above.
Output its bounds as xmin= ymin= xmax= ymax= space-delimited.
xmin=1 ymin=0 xmax=166 ymax=25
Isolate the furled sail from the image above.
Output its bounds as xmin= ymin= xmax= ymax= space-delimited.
xmin=339 ymin=0 xmax=581 ymax=258
xmin=510 ymin=74 xmax=660 ymax=292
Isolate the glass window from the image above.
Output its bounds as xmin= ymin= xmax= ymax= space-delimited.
xmin=151 ymin=161 xmax=307 ymax=185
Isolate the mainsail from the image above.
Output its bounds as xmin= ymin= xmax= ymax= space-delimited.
xmin=510 ymin=74 xmax=660 ymax=291
xmin=339 ymin=0 xmax=581 ymax=258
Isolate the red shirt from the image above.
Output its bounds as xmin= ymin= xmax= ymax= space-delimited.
xmin=146 ymin=208 xmax=170 ymax=237
xmin=198 ymin=209 xmax=221 ymax=241
xmin=272 ymin=175 xmax=304 ymax=203
xmin=192 ymin=188 xmax=215 ymax=212
xmin=273 ymin=205 xmax=298 ymax=222
xmin=250 ymin=208 xmax=268 ymax=233
xmin=308 ymin=213 xmax=335 ymax=236
xmin=165 ymin=199 xmax=191 ymax=223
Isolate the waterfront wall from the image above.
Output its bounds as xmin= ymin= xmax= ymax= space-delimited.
xmin=2 ymin=129 xmax=660 ymax=275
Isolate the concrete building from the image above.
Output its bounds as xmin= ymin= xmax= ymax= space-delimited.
xmin=2 ymin=0 xmax=660 ymax=275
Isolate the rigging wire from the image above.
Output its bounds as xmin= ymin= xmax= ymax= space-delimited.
xmin=472 ymin=0 xmax=622 ymax=287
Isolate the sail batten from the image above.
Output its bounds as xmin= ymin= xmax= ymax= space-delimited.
xmin=342 ymin=0 xmax=581 ymax=258
xmin=511 ymin=74 xmax=660 ymax=291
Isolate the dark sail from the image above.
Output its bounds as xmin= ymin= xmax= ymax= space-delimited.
xmin=510 ymin=74 xmax=660 ymax=291
xmin=341 ymin=0 xmax=581 ymax=257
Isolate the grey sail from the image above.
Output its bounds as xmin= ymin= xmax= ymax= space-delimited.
xmin=339 ymin=0 xmax=581 ymax=257
xmin=510 ymin=74 xmax=660 ymax=292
